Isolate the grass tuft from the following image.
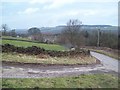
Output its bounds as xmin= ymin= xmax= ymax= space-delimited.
xmin=2 ymin=52 xmax=96 ymax=65
xmin=2 ymin=74 xmax=119 ymax=88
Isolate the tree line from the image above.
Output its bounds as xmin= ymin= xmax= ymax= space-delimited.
xmin=58 ymin=19 xmax=118 ymax=49
xmin=1 ymin=19 xmax=119 ymax=49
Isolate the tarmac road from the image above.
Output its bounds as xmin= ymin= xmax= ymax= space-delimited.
xmin=90 ymin=51 xmax=119 ymax=73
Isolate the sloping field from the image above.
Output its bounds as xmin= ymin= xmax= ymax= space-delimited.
xmin=2 ymin=36 xmax=29 ymax=41
xmin=2 ymin=39 xmax=66 ymax=51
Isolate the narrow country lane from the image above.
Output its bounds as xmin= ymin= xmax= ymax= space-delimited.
xmin=90 ymin=51 xmax=120 ymax=73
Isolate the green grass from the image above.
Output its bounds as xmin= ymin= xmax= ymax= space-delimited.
xmin=2 ymin=39 xmax=66 ymax=51
xmin=90 ymin=49 xmax=120 ymax=60
xmin=2 ymin=52 xmax=96 ymax=64
xmin=2 ymin=74 xmax=119 ymax=88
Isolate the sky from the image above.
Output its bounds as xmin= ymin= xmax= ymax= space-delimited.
xmin=1 ymin=0 xmax=119 ymax=29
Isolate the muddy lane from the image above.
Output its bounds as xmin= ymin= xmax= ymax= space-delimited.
xmin=1 ymin=51 xmax=119 ymax=78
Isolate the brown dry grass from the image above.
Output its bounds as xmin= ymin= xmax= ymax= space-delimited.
xmin=2 ymin=52 xmax=97 ymax=65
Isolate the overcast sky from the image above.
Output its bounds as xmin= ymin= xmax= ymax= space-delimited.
xmin=1 ymin=0 xmax=119 ymax=29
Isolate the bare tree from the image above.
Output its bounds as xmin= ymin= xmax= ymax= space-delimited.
xmin=1 ymin=24 xmax=8 ymax=36
xmin=61 ymin=19 xmax=83 ymax=48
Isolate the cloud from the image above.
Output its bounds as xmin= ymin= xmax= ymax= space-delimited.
xmin=2 ymin=0 xmax=118 ymax=28
xmin=29 ymin=0 xmax=75 ymax=9
xmin=1 ymin=0 xmax=29 ymax=2
xmin=50 ymin=7 xmax=117 ymax=24
xmin=28 ymin=0 xmax=119 ymax=4
xmin=57 ymin=9 xmax=99 ymax=17
xmin=18 ymin=8 xmax=39 ymax=15
xmin=1 ymin=0 xmax=119 ymax=3
xmin=29 ymin=0 xmax=119 ymax=10
xmin=43 ymin=0 xmax=75 ymax=9
xmin=29 ymin=0 xmax=52 ymax=4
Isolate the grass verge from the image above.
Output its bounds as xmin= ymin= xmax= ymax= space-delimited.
xmin=90 ymin=49 xmax=119 ymax=60
xmin=2 ymin=52 xmax=96 ymax=65
xmin=2 ymin=74 xmax=119 ymax=88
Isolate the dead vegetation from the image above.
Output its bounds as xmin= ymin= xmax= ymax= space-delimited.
xmin=2 ymin=44 xmax=90 ymax=57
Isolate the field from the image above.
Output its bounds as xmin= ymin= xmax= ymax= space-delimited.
xmin=2 ymin=36 xmax=119 ymax=89
xmin=2 ymin=36 xmax=96 ymax=65
xmin=2 ymin=36 xmax=30 ymax=41
xmin=2 ymin=74 xmax=119 ymax=88
xmin=2 ymin=52 xmax=96 ymax=65
xmin=2 ymin=39 xmax=66 ymax=51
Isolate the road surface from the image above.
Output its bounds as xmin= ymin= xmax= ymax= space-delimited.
xmin=90 ymin=51 xmax=120 ymax=73
xmin=1 ymin=51 xmax=119 ymax=78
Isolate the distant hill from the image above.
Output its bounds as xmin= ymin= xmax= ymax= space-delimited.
xmin=15 ymin=25 xmax=118 ymax=34
xmin=15 ymin=29 xmax=28 ymax=34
